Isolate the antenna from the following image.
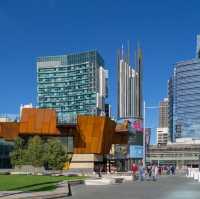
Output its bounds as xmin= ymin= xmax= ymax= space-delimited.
xmin=121 ymin=43 xmax=124 ymax=59
xmin=127 ymin=40 xmax=130 ymax=65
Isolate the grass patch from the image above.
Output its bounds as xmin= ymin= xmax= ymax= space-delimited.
xmin=0 ymin=175 xmax=85 ymax=192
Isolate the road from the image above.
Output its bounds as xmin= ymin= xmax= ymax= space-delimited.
xmin=71 ymin=176 xmax=200 ymax=199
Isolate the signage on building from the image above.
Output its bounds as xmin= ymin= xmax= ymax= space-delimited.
xmin=127 ymin=119 xmax=143 ymax=134
xmin=129 ymin=145 xmax=143 ymax=158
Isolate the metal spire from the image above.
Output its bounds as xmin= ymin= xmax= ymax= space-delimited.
xmin=127 ymin=40 xmax=130 ymax=65
xmin=121 ymin=43 xmax=124 ymax=59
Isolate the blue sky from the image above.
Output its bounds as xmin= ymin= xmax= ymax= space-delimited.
xmin=0 ymin=0 xmax=199 ymax=143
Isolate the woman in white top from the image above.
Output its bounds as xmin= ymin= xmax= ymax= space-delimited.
xmin=152 ymin=165 xmax=158 ymax=181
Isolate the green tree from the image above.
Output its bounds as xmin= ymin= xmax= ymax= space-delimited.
xmin=46 ymin=138 xmax=68 ymax=170
xmin=10 ymin=136 xmax=26 ymax=166
xmin=25 ymin=135 xmax=45 ymax=167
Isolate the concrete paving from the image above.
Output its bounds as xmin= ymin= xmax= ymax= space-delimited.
xmin=71 ymin=176 xmax=200 ymax=199
xmin=0 ymin=176 xmax=200 ymax=199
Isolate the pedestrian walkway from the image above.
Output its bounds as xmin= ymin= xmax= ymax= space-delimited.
xmin=0 ymin=176 xmax=200 ymax=199
xmin=71 ymin=176 xmax=200 ymax=199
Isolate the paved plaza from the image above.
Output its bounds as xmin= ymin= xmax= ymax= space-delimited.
xmin=0 ymin=176 xmax=200 ymax=199
xmin=71 ymin=176 xmax=200 ymax=199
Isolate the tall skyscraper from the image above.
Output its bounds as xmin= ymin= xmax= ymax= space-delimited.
xmin=156 ymin=98 xmax=169 ymax=145
xmin=159 ymin=98 xmax=168 ymax=128
xmin=117 ymin=43 xmax=143 ymax=119
xmin=134 ymin=44 xmax=143 ymax=119
xmin=170 ymin=35 xmax=200 ymax=140
xmin=37 ymin=50 xmax=108 ymax=123
xmin=116 ymin=42 xmax=144 ymax=170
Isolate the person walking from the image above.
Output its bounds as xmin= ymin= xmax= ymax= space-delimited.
xmin=166 ymin=165 xmax=170 ymax=175
xmin=158 ymin=166 xmax=162 ymax=176
xmin=131 ymin=163 xmax=138 ymax=181
xmin=139 ymin=163 xmax=145 ymax=181
xmin=152 ymin=164 xmax=158 ymax=181
xmin=155 ymin=165 xmax=159 ymax=180
xmin=171 ymin=165 xmax=175 ymax=176
xmin=147 ymin=164 xmax=152 ymax=180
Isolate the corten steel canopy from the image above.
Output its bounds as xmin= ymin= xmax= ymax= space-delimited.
xmin=0 ymin=122 xmax=19 ymax=140
xmin=74 ymin=115 xmax=116 ymax=154
xmin=0 ymin=108 xmax=128 ymax=154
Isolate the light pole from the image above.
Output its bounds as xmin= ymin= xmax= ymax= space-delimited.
xmin=143 ymin=101 xmax=146 ymax=167
xmin=143 ymin=103 xmax=161 ymax=167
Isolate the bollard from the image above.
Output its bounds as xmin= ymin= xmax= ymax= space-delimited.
xmin=191 ymin=170 xmax=194 ymax=178
xmin=198 ymin=172 xmax=200 ymax=182
xmin=194 ymin=172 xmax=198 ymax=180
xmin=68 ymin=182 xmax=72 ymax=196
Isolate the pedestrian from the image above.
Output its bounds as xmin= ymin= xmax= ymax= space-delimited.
xmin=166 ymin=165 xmax=170 ymax=175
xmin=131 ymin=163 xmax=138 ymax=181
xmin=139 ymin=163 xmax=145 ymax=181
xmin=152 ymin=164 xmax=158 ymax=181
xmin=147 ymin=164 xmax=152 ymax=180
xmin=171 ymin=165 xmax=175 ymax=176
xmin=155 ymin=165 xmax=159 ymax=180
xmin=158 ymin=166 xmax=162 ymax=175
xmin=98 ymin=164 xmax=102 ymax=178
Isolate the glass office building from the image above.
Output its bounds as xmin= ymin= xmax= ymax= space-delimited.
xmin=37 ymin=51 xmax=108 ymax=123
xmin=169 ymin=35 xmax=200 ymax=141
xmin=173 ymin=59 xmax=200 ymax=139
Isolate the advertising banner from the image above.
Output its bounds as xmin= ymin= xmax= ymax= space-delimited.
xmin=129 ymin=145 xmax=143 ymax=158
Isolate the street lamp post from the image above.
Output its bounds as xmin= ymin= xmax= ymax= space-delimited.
xmin=143 ymin=101 xmax=146 ymax=167
xmin=143 ymin=103 xmax=161 ymax=167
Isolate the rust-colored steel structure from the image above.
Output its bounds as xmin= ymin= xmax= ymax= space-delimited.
xmin=0 ymin=108 xmax=128 ymax=154
xmin=20 ymin=108 xmax=59 ymax=135
xmin=74 ymin=116 xmax=116 ymax=154
xmin=0 ymin=122 xmax=19 ymax=140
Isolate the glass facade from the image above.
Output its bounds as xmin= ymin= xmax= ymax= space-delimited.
xmin=196 ymin=35 xmax=200 ymax=58
xmin=0 ymin=139 xmax=13 ymax=168
xmin=37 ymin=51 xmax=107 ymax=123
xmin=56 ymin=137 xmax=73 ymax=153
xmin=173 ymin=59 xmax=200 ymax=139
xmin=168 ymin=77 xmax=174 ymax=142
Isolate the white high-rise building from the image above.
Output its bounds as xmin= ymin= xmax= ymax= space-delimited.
xmin=117 ymin=43 xmax=143 ymax=119
xmin=157 ymin=127 xmax=169 ymax=145
xmin=97 ymin=67 xmax=108 ymax=115
xmin=117 ymin=54 xmax=135 ymax=118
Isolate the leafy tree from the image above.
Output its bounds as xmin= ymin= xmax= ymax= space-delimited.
xmin=10 ymin=136 xmax=68 ymax=170
xmin=25 ymin=135 xmax=45 ymax=167
xmin=46 ymin=138 xmax=68 ymax=170
xmin=10 ymin=136 xmax=26 ymax=166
